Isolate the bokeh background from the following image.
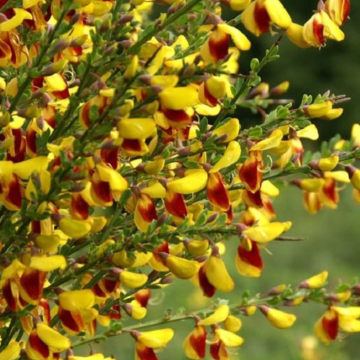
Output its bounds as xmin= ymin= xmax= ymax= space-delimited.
xmin=97 ymin=1 xmax=360 ymax=359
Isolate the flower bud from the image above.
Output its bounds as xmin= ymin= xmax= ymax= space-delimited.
xmin=260 ymin=306 xmax=297 ymax=329
xmin=299 ymin=270 xmax=328 ymax=289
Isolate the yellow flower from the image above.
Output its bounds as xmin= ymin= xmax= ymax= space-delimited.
xmin=241 ymin=0 xmax=291 ymax=36
xmin=303 ymin=11 xmax=345 ymax=47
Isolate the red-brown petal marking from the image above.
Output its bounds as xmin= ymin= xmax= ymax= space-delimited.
xmin=79 ymin=101 xmax=92 ymax=128
xmin=121 ymin=139 xmax=142 ymax=152
xmin=243 ymin=189 xmax=263 ymax=208
xmin=109 ymin=303 xmax=122 ymax=320
xmin=204 ymin=84 xmax=217 ymax=107
xmin=263 ymin=198 xmax=275 ymax=217
xmin=138 ymin=194 xmax=158 ymax=223
xmin=210 ymin=340 xmax=221 ymax=360
xmin=190 ymin=326 xmax=207 ymax=358
xmin=31 ymin=220 xmax=41 ymax=234
xmin=2 ymin=279 xmax=17 ymax=311
xmin=179 ymin=126 xmax=191 ymax=141
xmin=26 ymin=127 xmax=37 ymax=156
xmin=322 ymin=312 xmax=338 ymax=340
xmin=6 ymin=175 xmax=23 ymax=209
xmin=42 ymin=106 xmax=57 ymax=128
xmin=92 ymin=180 xmax=112 ymax=204
xmin=32 ymin=76 xmax=44 ymax=91
xmin=209 ymin=30 xmax=229 ymax=61
xmin=39 ymin=299 xmax=51 ymax=324
xmin=238 ymin=241 xmax=263 ymax=269
xmin=198 ymin=264 xmax=216 ymax=298
xmin=136 ymin=342 xmax=159 ymax=360
xmin=254 ymin=1 xmax=271 ymax=34
xmin=0 ymin=38 xmax=11 ymax=61
xmin=20 ymin=268 xmax=46 ymax=301
xmin=165 ymin=189 xmax=188 ymax=218
xmin=71 ymin=193 xmax=89 ymax=220
xmin=153 ymin=242 xmax=169 ymax=266
xmin=28 ymin=329 xmax=50 ymax=359
xmin=100 ymin=277 xmax=119 ymax=294
xmin=322 ymin=178 xmax=338 ymax=204
xmin=92 ymin=283 xmax=107 ymax=298
xmin=162 ymin=108 xmax=193 ymax=127
xmin=58 ymin=307 xmax=83 ymax=333
xmin=207 ymin=173 xmax=230 ymax=210
xmin=52 ymin=87 xmax=70 ymax=100
xmin=135 ymin=289 xmax=151 ymax=308
xmin=100 ymin=147 xmax=119 ymax=170
xmin=313 ymin=19 xmax=325 ymax=45
xmin=342 ymin=0 xmax=350 ymax=25
xmin=239 ymin=151 xmax=263 ymax=193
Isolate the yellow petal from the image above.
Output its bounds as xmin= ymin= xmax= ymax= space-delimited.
xmin=263 ymin=307 xmax=296 ymax=329
xmin=229 ymin=0 xmax=251 ymax=11
xmin=58 ymin=289 xmax=95 ymax=311
xmin=141 ymin=181 xmax=166 ymax=198
xmin=166 ymin=256 xmax=200 ymax=279
xmin=300 ymin=178 xmax=325 ymax=192
xmin=29 ymin=255 xmax=66 ymax=271
xmin=318 ymin=156 xmax=339 ymax=171
xmin=214 ymin=328 xmax=244 ymax=347
xmin=144 ymin=158 xmax=165 ymax=175
xmin=320 ymin=108 xmax=343 ymax=120
xmin=44 ymin=73 xmax=67 ymax=91
xmin=224 ymin=315 xmax=242 ymax=332
xmin=338 ymin=317 xmax=360 ymax=333
xmin=138 ymin=329 xmax=174 ymax=348
xmin=325 ymin=170 xmax=350 ymax=183
xmin=124 ymin=55 xmax=139 ymax=80
xmin=305 ymin=101 xmax=332 ymax=118
xmin=96 ymin=164 xmax=128 ymax=192
xmin=118 ymin=118 xmax=156 ymax=139
xmin=210 ymin=141 xmax=241 ymax=173
xmin=320 ymin=10 xmax=345 ymax=41
xmin=59 ymin=218 xmax=92 ymax=239
xmin=243 ymin=222 xmax=291 ymax=243
xmin=300 ymin=271 xmax=328 ymax=289
xmin=332 ymin=306 xmax=360 ymax=318
xmin=159 ymin=86 xmax=199 ymax=110
xmin=120 ymin=271 xmax=148 ymax=288
xmin=0 ymin=342 xmax=21 ymax=360
xmin=37 ymin=323 xmax=71 ymax=352
xmin=198 ymin=304 xmax=230 ymax=326
xmin=150 ymin=75 xmax=179 ymax=88
xmin=12 ymin=157 xmax=50 ymax=178
xmin=297 ymin=124 xmax=319 ymax=140
xmin=212 ymin=118 xmax=240 ymax=142
xmin=167 ymin=169 xmax=208 ymax=194
xmin=206 ymin=256 xmax=234 ymax=292
xmin=217 ymin=24 xmax=251 ymax=51
xmin=0 ymin=9 xmax=32 ymax=32
xmin=250 ymin=129 xmax=283 ymax=151
xmin=261 ymin=180 xmax=279 ymax=197
xmin=286 ymin=23 xmax=311 ymax=48
xmin=129 ymin=300 xmax=147 ymax=320
xmin=264 ymin=0 xmax=292 ymax=28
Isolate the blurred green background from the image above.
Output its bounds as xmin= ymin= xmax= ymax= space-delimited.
xmin=96 ymin=1 xmax=360 ymax=359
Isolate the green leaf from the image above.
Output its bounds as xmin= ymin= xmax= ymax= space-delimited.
xmin=248 ymin=126 xmax=263 ymax=139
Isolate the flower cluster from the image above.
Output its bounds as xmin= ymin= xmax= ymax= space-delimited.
xmin=0 ymin=0 xmax=357 ymax=359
